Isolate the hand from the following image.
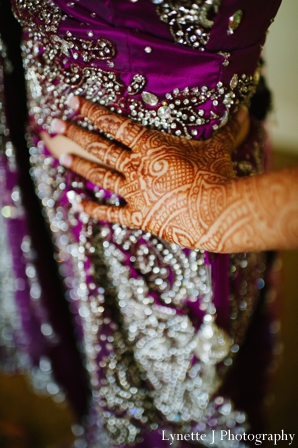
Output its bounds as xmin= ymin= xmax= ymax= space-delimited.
xmin=48 ymin=97 xmax=248 ymax=250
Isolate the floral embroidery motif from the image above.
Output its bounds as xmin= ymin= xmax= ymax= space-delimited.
xmin=50 ymin=35 xmax=116 ymax=62
xmin=12 ymin=0 xmax=265 ymax=445
xmin=128 ymin=77 xmax=257 ymax=139
xmin=13 ymin=0 xmax=116 ymax=62
xmin=15 ymin=0 xmax=259 ymax=140
xmin=28 ymin=139 xmax=261 ymax=444
xmin=154 ymin=0 xmax=222 ymax=51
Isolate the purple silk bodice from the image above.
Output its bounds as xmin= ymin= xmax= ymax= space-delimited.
xmin=14 ymin=0 xmax=281 ymax=139
xmin=1 ymin=0 xmax=282 ymax=447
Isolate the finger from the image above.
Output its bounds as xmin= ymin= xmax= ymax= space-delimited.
xmin=51 ymin=119 xmax=130 ymax=170
xmin=80 ymin=201 xmax=144 ymax=229
xmin=67 ymin=95 xmax=146 ymax=150
xmin=80 ymin=201 xmax=141 ymax=228
xmin=216 ymin=106 xmax=249 ymax=150
xmin=60 ymin=154 xmax=124 ymax=194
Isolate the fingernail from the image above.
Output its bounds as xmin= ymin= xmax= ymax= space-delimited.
xmin=51 ymin=118 xmax=66 ymax=134
xmin=235 ymin=106 xmax=249 ymax=125
xmin=66 ymin=93 xmax=80 ymax=110
xmin=72 ymin=202 xmax=84 ymax=213
xmin=59 ymin=153 xmax=73 ymax=168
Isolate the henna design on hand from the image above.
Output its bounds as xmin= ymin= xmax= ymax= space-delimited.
xmin=52 ymin=98 xmax=298 ymax=252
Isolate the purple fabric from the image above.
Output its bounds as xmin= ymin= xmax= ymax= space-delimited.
xmin=0 ymin=3 xmax=90 ymax=416
xmin=2 ymin=0 xmax=283 ymax=446
xmin=51 ymin=0 xmax=281 ymax=140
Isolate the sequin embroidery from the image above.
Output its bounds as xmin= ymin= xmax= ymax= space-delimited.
xmin=154 ymin=0 xmax=222 ymax=51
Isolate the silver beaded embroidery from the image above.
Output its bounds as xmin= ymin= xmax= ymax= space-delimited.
xmin=154 ymin=0 xmax=221 ymax=51
xmin=15 ymin=0 xmax=259 ymax=140
xmin=27 ymin=136 xmax=259 ymax=445
xmin=0 ymin=36 xmax=64 ymax=401
xmin=128 ymin=77 xmax=257 ymax=138
xmin=0 ymin=207 xmax=27 ymax=371
xmin=101 ymin=232 xmax=223 ymax=423
xmin=11 ymin=0 xmax=266 ymax=445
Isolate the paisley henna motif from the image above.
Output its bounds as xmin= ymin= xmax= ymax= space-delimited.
xmin=54 ymin=97 xmax=298 ymax=253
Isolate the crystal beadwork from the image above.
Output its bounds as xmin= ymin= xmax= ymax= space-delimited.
xmin=195 ymin=315 xmax=233 ymax=365
xmin=10 ymin=0 xmax=268 ymax=444
xmin=141 ymin=91 xmax=159 ymax=106
xmin=228 ymin=10 xmax=243 ymax=35
xmin=155 ymin=0 xmax=222 ymax=51
xmin=230 ymin=74 xmax=239 ymax=90
xmin=157 ymin=105 xmax=171 ymax=119
xmin=128 ymin=74 xmax=146 ymax=95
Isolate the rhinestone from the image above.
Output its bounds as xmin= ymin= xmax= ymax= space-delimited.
xmin=33 ymin=43 xmax=41 ymax=56
xmin=144 ymin=46 xmax=152 ymax=53
xmin=141 ymin=91 xmax=159 ymax=106
xmin=157 ymin=106 xmax=171 ymax=119
xmin=87 ymin=31 xmax=94 ymax=37
xmin=195 ymin=320 xmax=232 ymax=364
xmin=219 ymin=111 xmax=229 ymax=128
xmin=228 ymin=10 xmax=243 ymax=35
xmin=230 ymin=74 xmax=238 ymax=89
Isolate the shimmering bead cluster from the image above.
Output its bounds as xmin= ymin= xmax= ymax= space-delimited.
xmin=0 ymin=36 xmax=64 ymax=402
xmin=16 ymin=0 xmax=259 ymax=141
xmin=128 ymin=75 xmax=257 ymax=139
xmin=10 ymin=0 xmax=268 ymax=445
xmin=155 ymin=0 xmax=222 ymax=51
xmin=26 ymin=133 xmax=258 ymax=444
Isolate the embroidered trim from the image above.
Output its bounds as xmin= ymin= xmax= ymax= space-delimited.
xmin=15 ymin=0 xmax=258 ymax=139
xmin=28 ymin=135 xmax=265 ymax=444
xmin=154 ymin=0 xmax=222 ymax=51
xmin=12 ymin=0 xmax=265 ymax=444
